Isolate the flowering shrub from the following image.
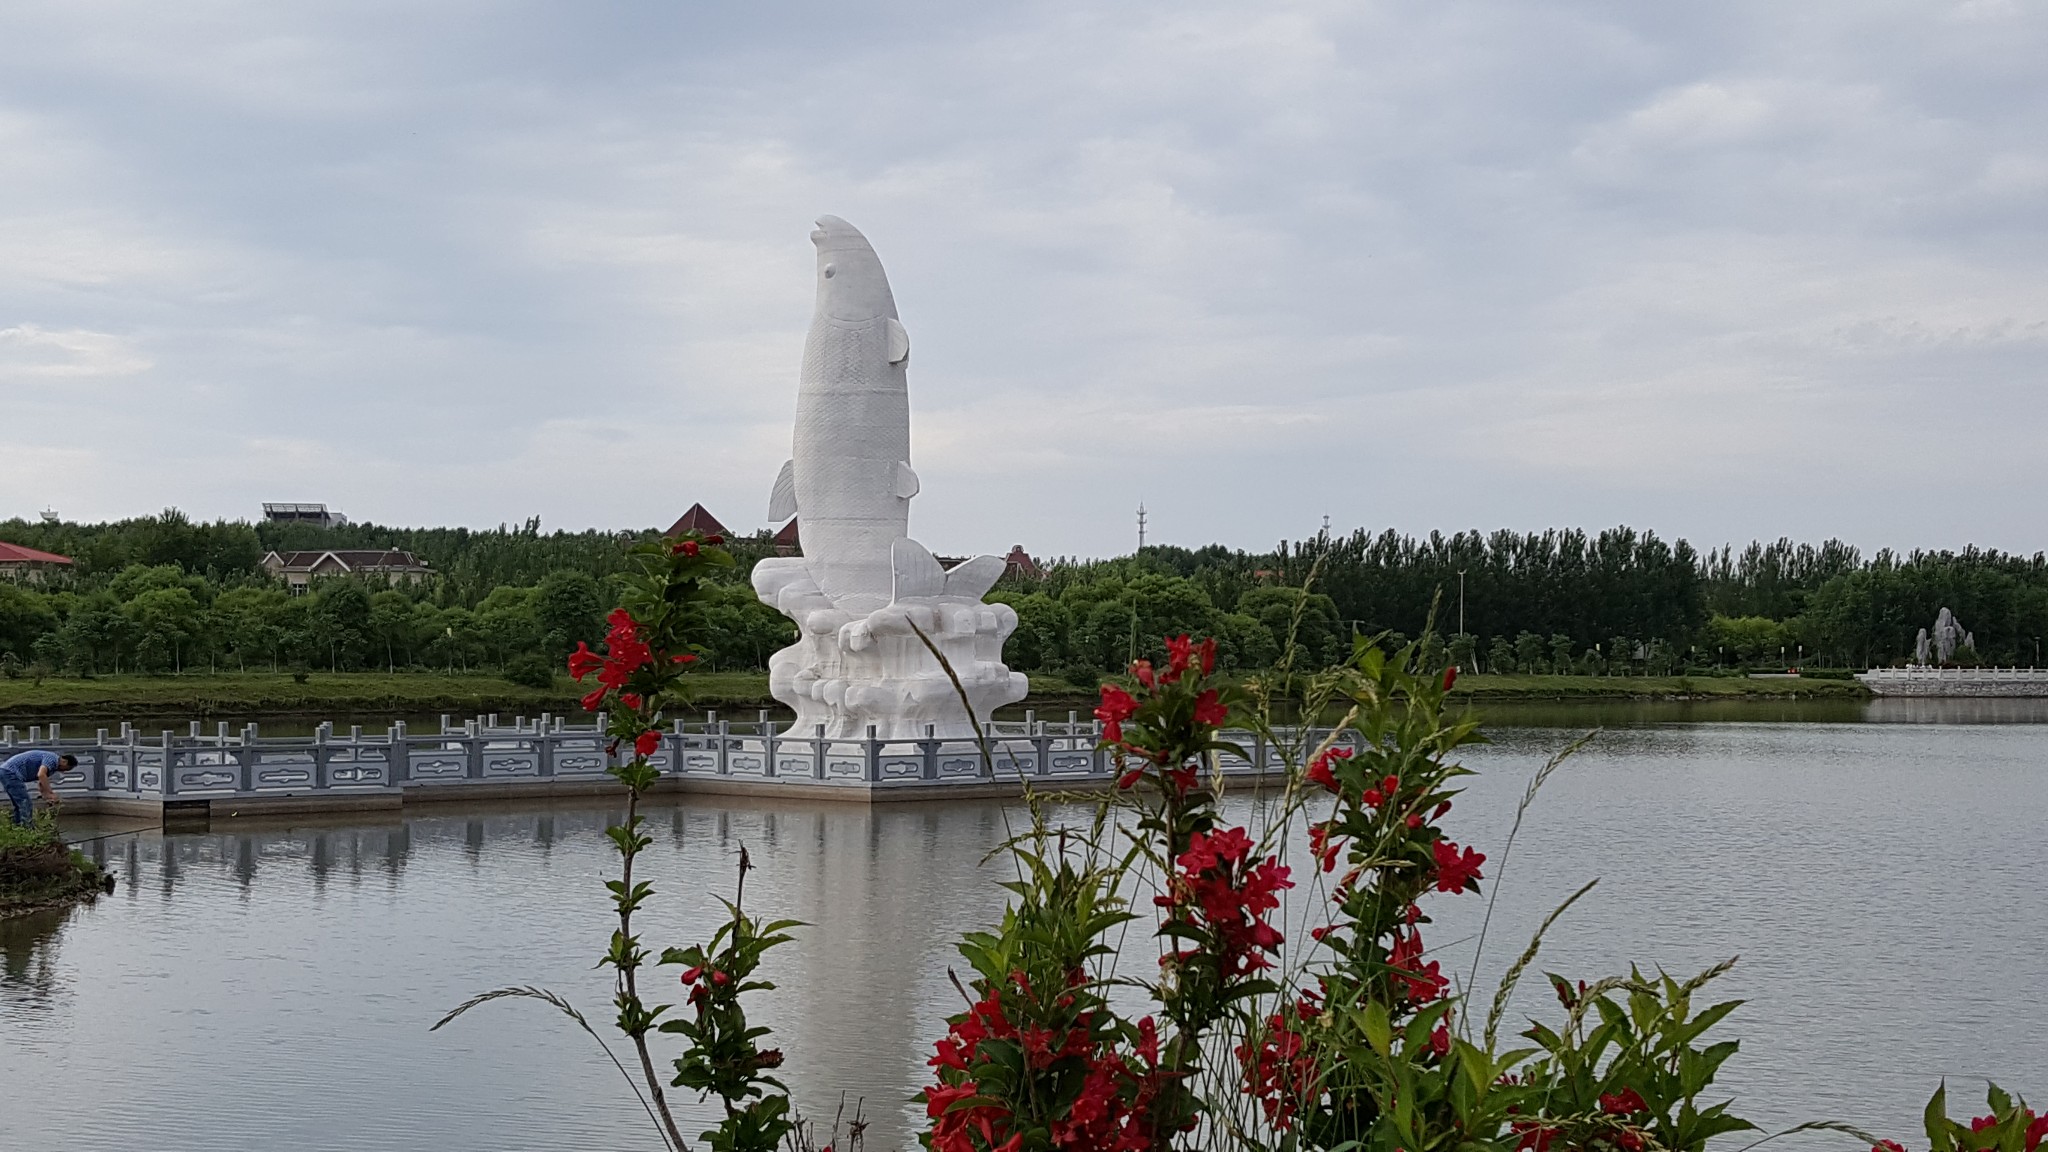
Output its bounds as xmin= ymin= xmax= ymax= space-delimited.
xmin=445 ymin=555 xmax=2036 ymax=1152
xmin=1871 ymin=1083 xmax=2044 ymax=1152
xmin=442 ymin=531 xmax=812 ymax=1152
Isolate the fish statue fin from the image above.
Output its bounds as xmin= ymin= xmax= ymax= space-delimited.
xmin=891 ymin=538 xmax=947 ymax=601
xmin=768 ymin=459 xmax=798 ymax=521
xmin=942 ymin=554 xmax=1005 ymax=601
xmin=886 ymin=318 xmax=910 ymax=364
xmin=893 ymin=461 xmax=920 ymax=499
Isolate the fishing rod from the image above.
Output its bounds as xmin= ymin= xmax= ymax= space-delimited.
xmin=58 ymin=826 xmax=155 ymax=847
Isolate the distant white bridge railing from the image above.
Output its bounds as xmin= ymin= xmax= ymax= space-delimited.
xmin=1856 ymin=667 xmax=2048 ymax=697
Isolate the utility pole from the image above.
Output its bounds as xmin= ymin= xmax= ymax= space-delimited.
xmin=1136 ymin=503 xmax=1147 ymax=551
xmin=1457 ymin=570 xmax=1466 ymax=638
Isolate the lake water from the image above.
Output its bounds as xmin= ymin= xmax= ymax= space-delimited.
xmin=3 ymin=701 xmax=2043 ymax=1151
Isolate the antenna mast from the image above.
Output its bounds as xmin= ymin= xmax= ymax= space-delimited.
xmin=1137 ymin=503 xmax=1148 ymax=551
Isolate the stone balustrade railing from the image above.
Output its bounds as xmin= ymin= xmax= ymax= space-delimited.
xmin=2 ymin=711 xmax=1335 ymax=810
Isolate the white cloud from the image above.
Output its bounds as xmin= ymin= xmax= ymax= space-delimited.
xmin=0 ymin=324 xmax=151 ymax=379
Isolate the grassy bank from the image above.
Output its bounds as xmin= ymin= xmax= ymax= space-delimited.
xmin=1449 ymin=673 xmax=1870 ymax=700
xmin=0 ymin=671 xmax=1102 ymax=724
xmin=0 ymin=816 xmax=108 ymax=919
xmin=0 ymin=669 xmax=1865 ymax=725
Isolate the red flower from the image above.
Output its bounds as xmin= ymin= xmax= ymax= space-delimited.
xmin=1193 ymin=689 xmax=1227 ymax=726
xmin=679 ymin=539 xmax=701 ymax=557
xmin=674 ymin=653 xmax=698 ymax=664
xmin=1198 ymin=637 xmax=1217 ymax=675
xmin=620 ymin=693 xmax=643 ymax=711
xmin=1388 ymin=929 xmax=1448 ymax=1002
xmin=1363 ymin=788 xmax=1383 ymax=807
xmin=567 ymin=641 xmax=603 ymax=681
xmin=711 ymin=969 xmax=730 ymax=986
xmin=1165 ymin=634 xmax=1193 ymax=681
xmin=680 ymin=966 xmax=703 ymax=984
xmin=1442 ymin=665 xmax=1458 ymax=692
xmin=1405 ymin=813 xmax=1423 ymax=830
xmin=581 ymin=687 xmax=607 ymax=712
xmin=1601 ymin=1087 xmax=1648 ymax=1115
xmin=1872 ymin=1142 xmax=1908 ymax=1152
xmin=634 ymin=730 xmax=660 ymax=757
xmin=2028 ymin=1112 xmax=2048 ymax=1152
xmin=1306 ymin=754 xmax=1339 ymax=793
xmin=1096 ymin=684 xmax=1139 ymax=723
xmin=1429 ymin=1022 xmax=1451 ymax=1058
xmin=1432 ymin=840 xmax=1487 ymax=893
xmin=1132 ymin=659 xmax=1155 ymax=688
xmin=1096 ymin=683 xmax=1140 ymax=745
xmin=1307 ymin=823 xmax=1343 ymax=872
xmin=704 ymin=534 xmax=723 ymax=545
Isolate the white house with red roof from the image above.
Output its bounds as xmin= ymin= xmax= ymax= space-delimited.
xmin=0 ymin=542 xmax=74 ymax=584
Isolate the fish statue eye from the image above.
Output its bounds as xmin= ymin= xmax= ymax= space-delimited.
xmin=822 ymin=263 xmax=836 ymax=279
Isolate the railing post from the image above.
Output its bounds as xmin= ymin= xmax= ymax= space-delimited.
xmin=865 ymin=725 xmax=881 ymax=783
xmin=161 ymin=730 xmax=177 ymax=797
xmin=314 ymin=723 xmax=331 ymax=790
xmin=390 ymin=720 xmax=410 ymax=786
xmin=236 ymin=725 xmax=255 ymax=793
xmin=922 ymin=724 xmax=939 ymax=781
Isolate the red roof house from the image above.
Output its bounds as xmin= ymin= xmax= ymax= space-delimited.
xmin=0 ymin=542 xmax=74 ymax=583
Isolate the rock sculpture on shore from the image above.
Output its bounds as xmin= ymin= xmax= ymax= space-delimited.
xmin=1913 ymin=607 xmax=1975 ymax=665
xmin=750 ymin=216 xmax=1027 ymax=740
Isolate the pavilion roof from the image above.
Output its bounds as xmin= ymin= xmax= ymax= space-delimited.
xmin=667 ymin=503 xmax=729 ymax=537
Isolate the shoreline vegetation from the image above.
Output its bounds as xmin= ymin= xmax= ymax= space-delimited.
xmin=0 ymin=668 xmax=1868 ymax=724
xmin=0 ymin=814 xmax=109 ymax=920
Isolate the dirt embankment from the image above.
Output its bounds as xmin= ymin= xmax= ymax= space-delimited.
xmin=0 ymin=841 xmax=109 ymax=919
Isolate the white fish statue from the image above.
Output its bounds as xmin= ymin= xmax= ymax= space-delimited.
xmin=751 ymin=216 xmax=1025 ymax=740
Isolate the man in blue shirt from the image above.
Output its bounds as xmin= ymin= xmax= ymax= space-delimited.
xmin=0 ymin=749 xmax=74 ymax=826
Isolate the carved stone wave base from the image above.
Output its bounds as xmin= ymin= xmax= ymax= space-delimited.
xmin=756 ymin=556 xmax=1026 ymax=740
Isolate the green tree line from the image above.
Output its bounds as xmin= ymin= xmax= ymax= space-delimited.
xmin=5 ymin=512 xmax=2046 ymax=679
xmin=0 ymin=512 xmax=792 ymax=679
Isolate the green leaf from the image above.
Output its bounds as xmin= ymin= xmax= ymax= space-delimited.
xmin=1361 ymin=1000 xmax=1393 ymax=1057
xmin=1926 ymin=1081 xmax=1953 ymax=1152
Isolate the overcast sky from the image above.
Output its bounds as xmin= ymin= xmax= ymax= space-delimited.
xmin=1 ymin=1 xmax=2042 ymax=559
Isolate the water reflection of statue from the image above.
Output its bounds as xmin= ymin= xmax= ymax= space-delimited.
xmin=1914 ymin=608 xmax=1974 ymax=665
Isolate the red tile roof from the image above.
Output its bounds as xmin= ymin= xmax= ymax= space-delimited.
xmin=0 ymin=542 xmax=72 ymax=565
xmin=667 ymin=503 xmax=729 ymax=537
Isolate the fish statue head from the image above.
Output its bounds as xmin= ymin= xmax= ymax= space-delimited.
xmin=811 ymin=215 xmax=898 ymax=325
